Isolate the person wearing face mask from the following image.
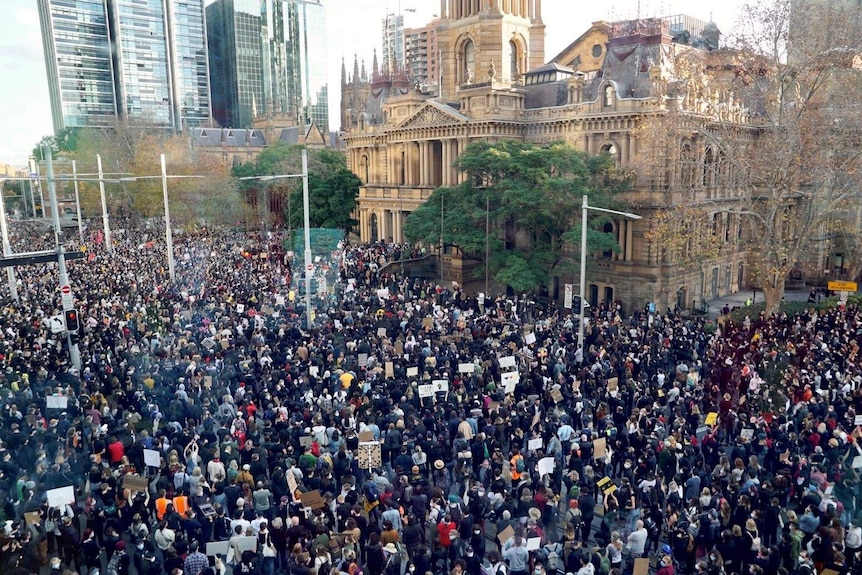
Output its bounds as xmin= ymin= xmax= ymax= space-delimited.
xmin=464 ymin=546 xmax=483 ymax=575
xmin=656 ymin=554 xmax=675 ymax=575
xmin=468 ymin=525 xmax=486 ymax=559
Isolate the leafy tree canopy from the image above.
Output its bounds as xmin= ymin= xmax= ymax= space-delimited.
xmin=403 ymin=140 xmax=632 ymax=292
xmin=232 ymin=143 xmax=361 ymax=232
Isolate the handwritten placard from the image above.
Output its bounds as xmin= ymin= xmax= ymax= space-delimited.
xmin=144 ymin=449 xmax=161 ymax=468
xmin=406 ymin=367 xmax=419 ymax=377
xmin=418 ymin=384 xmax=434 ymax=398
xmin=458 ymin=363 xmax=475 ymax=374
xmin=385 ymin=362 xmax=394 ymax=378
xmin=501 ymin=371 xmax=519 ymax=393
xmin=300 ymin=490 xmax=326 ymax=510
xmin=499 ymin=356 xmax=517 ymax=369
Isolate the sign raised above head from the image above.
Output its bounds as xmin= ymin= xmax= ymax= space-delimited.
xmin=828 ymin=280 xmax=857 ymax=292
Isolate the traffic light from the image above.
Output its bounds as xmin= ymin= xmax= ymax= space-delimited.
xmin=64 ymin=309 xmax=80 ymax=333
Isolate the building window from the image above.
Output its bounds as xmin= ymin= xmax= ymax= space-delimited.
xmin=592 ymin=44 xmax=603 ymax=58
xmin=603 ymin=85 xmax=614 ymax=107
xmin=509 ymin=39 xmax=521 ymax=81
xmin=601 ymin=143 xmax=619 ymax=165
xmin=462 ymin=39 xmax=475 ymax=84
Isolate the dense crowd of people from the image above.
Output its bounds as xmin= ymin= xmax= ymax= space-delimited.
xmin=0 ymin=218 xmax=859 ymax=575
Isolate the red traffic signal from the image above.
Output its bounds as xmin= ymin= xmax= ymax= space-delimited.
xmin=64 ymin=309 xmax=80 ymax=333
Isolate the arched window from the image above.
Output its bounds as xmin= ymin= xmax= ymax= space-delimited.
xmin=703 ymin=147 xmax=715 ymax=188
xmin=463 ymin=39 xmax=475 ymax=84
xmin=601 ymin=143 xmax=619 ymax=165
xmin=509 ymin=39 xmax=521 ymax=81
xmin=680 ymin=140 xmax=697 ymax=189
xmin=603 ymin=85 xmax=615 ymax=107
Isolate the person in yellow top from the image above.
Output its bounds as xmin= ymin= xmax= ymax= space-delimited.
xmin=235 ymin=463 xmax=254 ymax=486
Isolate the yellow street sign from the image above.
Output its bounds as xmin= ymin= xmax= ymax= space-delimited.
xmin=828 ymin=281 xmax=858 ymax=292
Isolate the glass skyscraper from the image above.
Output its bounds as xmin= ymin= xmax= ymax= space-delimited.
xmin=38 ymin=0 xmax=212 ymax=133
xmin=207 ymin=0 xmax=264 ymax=129
xmin=208 ymin=0 xmax=329 ymax=133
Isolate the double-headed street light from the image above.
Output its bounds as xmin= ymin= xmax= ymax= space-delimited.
xmin=578 ymin=195 xmax=642 ymax=360
xmin=238 ymin=149 xmax=313 ymax=330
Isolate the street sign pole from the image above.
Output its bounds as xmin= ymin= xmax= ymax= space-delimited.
xmin=44 ymin=147 xmax=81 ymax=372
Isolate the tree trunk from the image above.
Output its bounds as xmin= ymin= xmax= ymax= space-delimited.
xmin=761 ymin=281 xmax=786 ymax=316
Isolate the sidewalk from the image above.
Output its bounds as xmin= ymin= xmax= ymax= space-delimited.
xmin=704 ymin=288 xmax=811 ymax=320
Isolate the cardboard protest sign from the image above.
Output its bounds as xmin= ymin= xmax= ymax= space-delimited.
xmin=358 ymin=431 xmax=375 ymax=442
xmin=286 ymin=471 xmax=298 ymax=495
xmin=385 ymin=362 xmax=394 ymax=378
xmin=497 ymin=525 xmax=515 ymax=545
xmin=633 ymin=558 xmax=650 ymax=575
xmin=406 ymin=367 xmax=419 ymax=377
xmin=124 ymin=475 xmax=149 ymax=493
xmin=24 ymin=512 xmax=41 ymax=525
xmin=593 ymin=437 xmax=607 ymax=461
xmin=300 ymin=490 xmax=326 ymax=510
xmin=377 ymin=327 xmax=387 ymax=337
xmin=550 ymin=389 xmax=564 ymax=403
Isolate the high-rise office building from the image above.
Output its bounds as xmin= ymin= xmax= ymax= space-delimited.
xmin=207 ymin=0 xmax=329 ymax=133
xmin=207 ymin=0 xmax=265 ymax=129
xmin=382 ymin=11 xmax=405 ymax=73
xmin=37 ymin=0 xmax=212 ymax=134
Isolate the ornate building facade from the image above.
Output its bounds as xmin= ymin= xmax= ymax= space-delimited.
xmin=342 ymin=0 xmax=751 ymax=312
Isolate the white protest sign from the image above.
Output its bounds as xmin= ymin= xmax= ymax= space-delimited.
xmin=528 ymin=438 xmax=543 ymax=451
xmin=144 ymin=449 xmax=161 ymax=468
xmin=527 ymin=537 xmax=541 ymax=551
xmin=855 ymin=414 xmax=862 ymax=426
xmin=499 ymin=356 xmax=517 ymax=369
xmin=525 ymin=332 xmax=536 ymax=345
xmin=418 ymin=384 xmax=435 ymax=398
xmin=46 ymin=395 xmax=68 ymax=409
xmin=432 ymin=380 xmax=450 ymax=393
xmin=406 ymin=367 xmax=419 ymax=377
xmin=538 ymin=457 xmax=555 ymax=477
xmin=46 ymin=485 xmax=75 ymax=508
xmin=236 ymin=304 xmax=245 ymax=313
xmin=501 ymin=371 xmax=519 ymax=393
xmin=458 ymin=363 xmax=475 ymax=374
xmin=206 ymin=541 xmax=230 ymax=556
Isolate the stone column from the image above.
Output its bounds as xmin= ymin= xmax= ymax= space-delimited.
xmin=617 ymin=221 xmax=625 ymax=261
xmin=626 ymin=218 xmax=634 ymax=262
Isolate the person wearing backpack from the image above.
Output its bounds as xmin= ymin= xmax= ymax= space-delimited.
xmin=510 ymin=448 xmax=525 ymax=483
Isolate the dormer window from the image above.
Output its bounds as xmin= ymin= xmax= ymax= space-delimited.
xmin=604 ymin=85 xmax=615 ymax=107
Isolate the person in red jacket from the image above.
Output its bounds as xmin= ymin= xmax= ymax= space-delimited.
xmin=437 ymin=513 xmax=458 ymax=566
xmin=106 ymin=436 xmax=125 ymax=464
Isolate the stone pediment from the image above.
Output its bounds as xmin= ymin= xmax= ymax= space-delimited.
xmin=398 ymin=100 xmax=469 ymax=129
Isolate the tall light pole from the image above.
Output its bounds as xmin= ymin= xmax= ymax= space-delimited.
xmin=97 ymin=155 xmax=112 ymax=252
xmin=44 ymin=146 xmax=81 ymax=372
xmin=578 ymin=195 xmax=642 ymax=361
xmin=71 ymin=161 xmax=84 ymax=243
xmin=160 ymin=154 xmax=176 ymax=282
xmin=238 ymin=149 xmax=313 ymax=329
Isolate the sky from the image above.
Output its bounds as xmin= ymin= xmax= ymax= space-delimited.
xmin=0 ymin=0 xmax=745 ymax=168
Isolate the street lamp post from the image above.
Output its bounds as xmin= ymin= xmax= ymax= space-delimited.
xmin=577 ymin=195 xmax=642 ymax=361
xmin=238 ymin=149 xmax=313 ymax=329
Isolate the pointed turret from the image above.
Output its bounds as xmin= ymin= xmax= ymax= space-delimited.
xmin=373 ymin=49 xmax=379 ymax=77
xmin=353 ymin=53 xmax=360 ymax=83
xmin=361 ymin=59 xmax=367 ymax=81
xmin=341 ymin=57 xmax=347 ymax=85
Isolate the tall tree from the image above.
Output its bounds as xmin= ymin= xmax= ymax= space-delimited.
xmin=403 ymin=140 xmax=631 ymax=293
xmin=232 ymin=143 xmax=361 ymax=233
xmin=639 ymin=0 xmax=862 ymax=314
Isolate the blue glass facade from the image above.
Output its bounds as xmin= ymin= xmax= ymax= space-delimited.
xmin=38 ymin=0 xmax=211 ymax=133
xmin=37 ymin=0 xmax=118 ymax=131
xmin=208 ymin=0 xmax=329 ymax=132
xmin=207 ymin=0 xmax=264 ymax=128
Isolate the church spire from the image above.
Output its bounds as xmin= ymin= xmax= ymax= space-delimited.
xmin=341 ymin=56 xmax=347 ymax=85
xmin=361 ymin=59 xmax=367 ymax=81
xmin=353 ymin=53 xmax=360 ymax=83
xmin=373 ymin=49 xmax=379 ymax=77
